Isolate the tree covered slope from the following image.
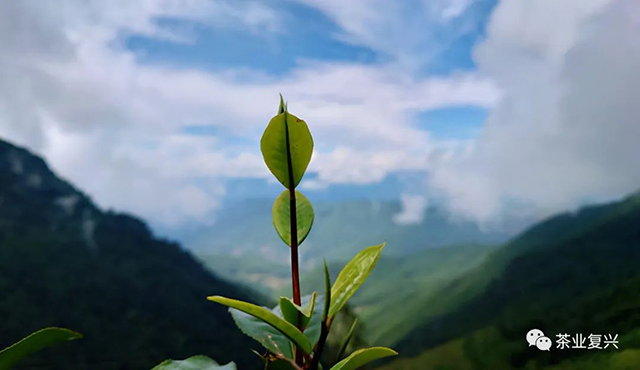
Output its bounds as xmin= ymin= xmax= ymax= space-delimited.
xmin=382 ymin=191 xmax=640 ymax=369
xmin=0 ymin=139 xmax=261 ymax=369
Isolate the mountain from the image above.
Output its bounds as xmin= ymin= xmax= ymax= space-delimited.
xmin=186 ymin=198 xmax=513 ymax=263
xmin=380 ymin=191 xmax=640 ymax=369
xmin=299 ymin=244 xmax=497 ymax=346
xmin=0 ymin=139 xmax=262 ymax=369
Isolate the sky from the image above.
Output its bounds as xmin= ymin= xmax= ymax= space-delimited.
xmin=0 ymin=0 xmax=639 ymax=234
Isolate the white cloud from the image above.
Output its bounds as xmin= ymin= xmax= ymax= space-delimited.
xmin=430 ymin=0 xmax=640 ymax=222
xmin=393 ymin=194 xmax=429 ymax=225
xmin=0 ymin=0 xmax=497 ymax=229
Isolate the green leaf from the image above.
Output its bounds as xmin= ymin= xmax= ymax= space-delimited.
xmin=330 ymin=347 xmax=397 ymax=370
xmin=152 ymin=355 xmax=236 ymax=370
xmin=0 ymin=327 xmax=82 ymax=370
xmin=335 ymin=318 xmax=358 ymax=362
xmin=322 ymin=259 xmax=331 ymax=322
xmin=230 ymin=308 xmax=293 ymax=359
xmin=208 ymin=296 xmax=312 ymax=354
xmin=273 ymin=294 xmax=323 ymax=348
xmin=329 ymin=243 xmax=385 ymax=318
xmin=260 ymin=109 xmax=313 ymax=189
xmin=279 ymin=292 xmax=317 ymax=329
xmin=302 ymin=294 xmax=323 ymax=347
xmin=272 ymin=190 xmax=314 ymax=246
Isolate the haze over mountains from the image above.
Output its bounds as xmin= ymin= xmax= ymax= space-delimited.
xmin=188 ymin=196 xmax=518 ymax=294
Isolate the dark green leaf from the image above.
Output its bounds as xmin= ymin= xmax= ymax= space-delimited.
xmin=329 ymin=243 xmax=385 ymax=318
xmin=272 ymin=190 xmax=314 ymax=246
xmin=260 ymin=110 xmax=313 ymax=189
xmin=264 ymin=358 xmax=297 ymax=370
xmin=152 ymin=355 xmax=236 ymax=370
xmin=0 ymin=327 xmax=82 ymax=370
xmin=230 ymin=308 xmax=293 ymax=359
xmin=330 ymin=347 xmax=397 ymax=370
xmin=208 ymin=296 xmax=312 ymax=354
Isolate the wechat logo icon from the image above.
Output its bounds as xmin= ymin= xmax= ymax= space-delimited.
xmin=527 ymin=329 xmax=551 ymax=351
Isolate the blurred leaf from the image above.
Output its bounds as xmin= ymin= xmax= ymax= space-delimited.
xmin=336 ymin=318 xmax=358 ymax=362
xmin=208 ymin=296 xmax=312 ymax=354
xmin=272 ymin=190 xmax=314 ymax=246
xmin=330 ymin=347 xmax=397 ymax=370
xmin=329 ymin=243 xmax=385 ymax=318
xmin=260 ymin=109 xmax=313 ymax=189
xmin=279 ymin=292 xmax=317 ymax=329
xmin=0 ymin=327 xmax=81 ymax=370
xmin=152 ymin=355 xmax=236 ymax=370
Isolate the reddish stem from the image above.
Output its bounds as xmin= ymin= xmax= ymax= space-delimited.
xmin=284 ymin=111 xmax=304 ymax=366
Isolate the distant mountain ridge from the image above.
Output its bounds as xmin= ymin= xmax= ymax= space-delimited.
xmin=0 ymin=139 xmax=261 ymax=369
xmin=187 ymin=197 xmax=513 ymax=263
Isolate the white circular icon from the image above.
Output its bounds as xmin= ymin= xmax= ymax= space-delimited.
xmin=526 ymin=329 xmax=545 ymax=347
xmin=535 ymin=336 xmax=552 ymax=351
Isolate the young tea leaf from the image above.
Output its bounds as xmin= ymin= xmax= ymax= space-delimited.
xmin=152 ymin=355 xmax=236 ymax=370
xmin=329 ymin=243 xmax=385 ymax=318
xmin=329 ymin=347 xmax=397 ymax=370
xmin=278 ymin=94 xmax=286 ymax=114
xmin=272 ymin=190 xmax=314 ymax=246
xmin=260 ymin=109 xmax=313 ymax=189
xmin=279 ymin=292 xmax=317 ymax=329
xmin=208 ymin=296 xmax=312 ymax=354
xmin=0 ymin=327 xmax=82 ymax=370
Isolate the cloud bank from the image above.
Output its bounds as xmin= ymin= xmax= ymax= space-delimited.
xmin=430 ymin=0 xmax=640 ymax=222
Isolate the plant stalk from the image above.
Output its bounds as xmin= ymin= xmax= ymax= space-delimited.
xmin=289 ymin=188 xmax=301 ymax=306
xmin=284 ymin=111 xmax=304 ymax=366
xmin=310 ymin=319 xmax=331 ymax=370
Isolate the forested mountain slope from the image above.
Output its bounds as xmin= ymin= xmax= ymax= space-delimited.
xmin=0 ymin=139 xmax=261 ymax=369
xmin=383 ymin=192 xmax=640 ymax=369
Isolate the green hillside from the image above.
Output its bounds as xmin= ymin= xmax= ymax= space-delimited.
xmin=300 ymin=244 xmax=497 ymax=345
xmin=0 ymin=140 xmax=262 ymax=369
xmin=381 ymin=192 xmax=640 ymax=369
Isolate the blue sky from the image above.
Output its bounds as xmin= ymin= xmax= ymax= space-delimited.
xmin=126 ymin=3 xmax=381 ymax=76
xmin=2 ymin=0 xmax=638 ymax=233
